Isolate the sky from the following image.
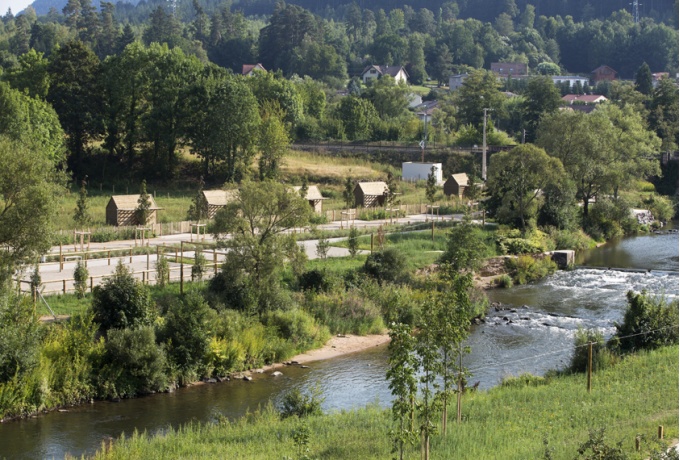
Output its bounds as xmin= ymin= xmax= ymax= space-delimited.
xmin=1 ymin=0 xmax=34 ymax=14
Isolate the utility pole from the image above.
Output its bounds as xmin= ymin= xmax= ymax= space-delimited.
xmin=631 ymin=0 xmax=641 ymax=24
xmin=482 ymin=108 xmax=491 ymax=181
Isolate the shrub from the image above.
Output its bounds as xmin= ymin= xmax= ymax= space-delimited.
xmin=298 ymin=269 xmax=338 ymax=293
xmin=569 ymin=328 xmax=616 ymax=374
xmin=585 ymin=198 xmax=637 ymax=240
xmin=500 ymin=373 xmax=548 ymax=388
xmin=347 ymin=226 xmax=359 ymax=258
xmin=155 ymin=255 xmax=170 ymax=288
xmin=546 ymin=227 xmax=596 ymax=251
xmin=99 ymin=326 xmax=167 ymax=398
xmin=0 ymin=290 xmax=41 ymax=383
xmin=642 ymin=194 xmax=676 ymax=222
xmin=505 ymin=255 xmax=557 ymax=285
xmin=363 ymin=248 xmax=407 ymax=285
xmin=612 ymin=291 xmax=679 ymax=353
xmin=440 ymin=216 xmax=489 ymax=272
xmin=191 ymin=251 xmax=207 ymax=282
xmin=262 ymin=309 xmax=330 ymax=352
xmin=279 ymin=386 xmax=324 ymax=419
xmin=495 ymin=274 xmax=513 ymax=288
xmin=73 ymin=261 xmax=89 ymax=299
xmin=91 ymin=260 xmax=154 ymax=332
xmin=309 ymin=213 xmax=328 ymax=225
xmin=304 ymin=291 xmax=384 ymax=335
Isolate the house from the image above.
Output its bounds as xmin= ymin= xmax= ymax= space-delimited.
xmin=414 ymin=100 xmax=438 ymax=122
xmin=354 ymin=181 xmax=388 ymax=207
xmin=562 ymin=94 xmax=608 ymax=104
xmin=552 ymin=75 xmax=590 ymax=88
xmin=106 ymin=195 xmax=161 ymax=226
xmin=402 ymin=162 xmax=442 ymax=183
xmin=408 ymin=93 xmax=423 ymax=108
xmin=652 ymin=72 xmax=669 ymax=88
xmin=490 ymin=62 xmax=528 ymax=77
xmin=292 ymin=185 xmax=326 ymax=213
xmin=202 ymin=189 xmax=238 ymax=219
xmin=242 ymin=63 xmax=266 ymax=77
xmin=361 ymin=65 xmax=409 ymax=84
xmin=443 ymin=173 xmax=468 ymax=198
xmin=448 ymin=73 xmax=468 ymax=91
xmin=591 ymin=65 xmax=617 ymax=83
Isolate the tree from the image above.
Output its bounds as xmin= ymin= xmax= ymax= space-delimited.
xmin=73 ymin=261 xmax=89 ymax=299
xmin=614 ymin=291 xmax=678 ymax=353
xmin=211 ymin=181 xmax=311 ymax=313
xmin=440 ymin=212 xmax=487 ymax=272
xmin=425 ymin=166 xmax=437 ymax=204
xmin=258 ymin=102 xmax=290 ymax=180
xmin=186 ymin=177 xmax=208 ymax=222
xmin=135 ymin=179 xmax=152 ymax=226
xmin=73 ymin=179 xmax=90 ymax=229
xmin=337 ymin=96 xmax=378 ymax=141
xmin=315 ymin=234 xmax=330 ymax=259
xmin=4 ymin=49 xmax=50 ymax=99
xmin=386 ymin=323 xmax=418 ymax=460
xmin=430 ymin=43 xmax=453 ymax=86
xmin=521 ymin=76 xmax=562 ymax=142
xmin=454 ymin=69 xmax=504 ymax=129
xmin=486 ymin=144 xmax=565 ymax=231
xmin=634 ymin=62 xmax=653 ymax=96
xmin=536 ymin=62 xmax=560 ymax=76
xmin=347 ymin=226 xmax=359 ymax=258
xmin=384 ymin=171 xmax=400 ymax=208
xmin=0 ymin=289 xmax=41 ymax=383
xmin=363 ymin=75 xmax=410 ymax=120
xmin=91 ymin=260 xmax=154 ymax=332
xmin=343 ymin=177 xmax=355 ymax=208
xmin=363 ymin=248 xmax=407 ymax=285
xmin=155 ymin=254 xmax=169 ymax=288
xmin=0 ymin=136 xmax=64 ymax=284
xmin=406 ymin=34 xmax=428 ymax=85
xmin=47 ymin=40 xmax=102 ymax=174
xmin=648 ymin=77 xmax=679 ymax=151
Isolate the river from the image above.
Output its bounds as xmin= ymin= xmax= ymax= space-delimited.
xmin=1 ymin=231 xmax=677 ymax=459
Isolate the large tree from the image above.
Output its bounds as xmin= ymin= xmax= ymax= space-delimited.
xmin=521 ymin=76 xmax=562 ymax=142
xmin=453 ymin=69 xmax=504 ymax=129
xmin=487 ymin=144 xmax=565 ymax=231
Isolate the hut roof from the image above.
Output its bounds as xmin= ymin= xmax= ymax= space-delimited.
xmin=450 ymin=173 xmax=469 ymax=186
xmin=202 ymin=190 xmax=238 ymax=206
xmin=356 ymin=181 xmax=388 ymax=196
xmin=292 ymin=185 xmax=325 ymax=201
xmin=109 ymin=195 xmax=161 ymax=210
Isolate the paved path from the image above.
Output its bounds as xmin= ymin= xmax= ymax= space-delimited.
xmin=23 ymin=213 xmax=466 ymax=296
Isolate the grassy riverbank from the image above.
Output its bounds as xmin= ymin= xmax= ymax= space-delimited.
xmin=92 ymin=345 xmax=678 ymax=460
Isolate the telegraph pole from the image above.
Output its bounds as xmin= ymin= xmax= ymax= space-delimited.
xmin=482 ymin=108 xmax=491 ymax=181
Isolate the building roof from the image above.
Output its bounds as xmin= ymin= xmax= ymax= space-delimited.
xmin=552 ymin=75 xmax=589 ymax=80
xmin=292 ymin=185 xmax=325 ymax=201
xmin=562 ymin=94 xmax=608 ymax=104
xmin=652 ymin=72 xmax=669 ymax=80
xmin=490 ymin=62 xmax=528 ymax=75
xmin=202 ymin=190 xmax=238 ymax=206
xmin=109 ymin=195 xmax=161 ymax=210
xmin=242 ymin=63 xmax=266 ymax=75
xmin=355 ymin=181 xmax=388 ymax=196
xmin=361 ymin=65 xmax=409 ymax=79
xmin=592 ymin=65 xmax=617 ymax=75
xmin=414 ymin=100 xmax=439 ymax=116
xmin=449 ymin=173 xmax=469 ymax=187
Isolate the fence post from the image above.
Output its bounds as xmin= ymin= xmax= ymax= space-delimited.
xmin=658 ymin=425 xmax=664 ymax=440
xmin=213 ymin=249 xmax=217 ymax=273
xmin=90 ymin=276 xmax=94 ymax=293
xmin=59 ymin=243 xmax=63 ymax=272
xmin=108 ymin=251 xmax=111 ymax=266
xmin=63 ymin=280 xmax=66 ymax=295
xmin=370 ymin=233 xmax=374 ymax=253
xmin=142 ymin=271 xmax=146 ymax=284
xmin=587 ymin=342 xmax=593 ymax=393
xmin=180 ymin=241 xmax=184 ymax=294
xmin=84 ymin=250 xmax=88 ymax=268
xmin=129 ymin=248 xmax=133 ymax=264
xmin=146 ymin=252 xmax=150 ymax=271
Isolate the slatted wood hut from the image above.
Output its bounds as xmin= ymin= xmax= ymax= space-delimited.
xmin=202 ymin=190 xmax=238 ymax=219
xmin=354 ymin=182 xmax=388 ymax=207
xmin=292 ymin=185 xmax=326 ymax=213
xmin=443 ymin=173 xmax=468 ymax=198
xmin=106 ymin=195 xmax=161 ymax=226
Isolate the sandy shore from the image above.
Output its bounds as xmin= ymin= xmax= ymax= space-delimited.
xmin=261 ymin=333 xmax=390 ymax=372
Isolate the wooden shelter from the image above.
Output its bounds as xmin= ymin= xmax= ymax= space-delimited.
xmin=106 ymin=195 xmax=161 ymax=226
xmin=292 ymin=185 xmax=326 ymax=213
xmin=444 ymin=173 xmax=469 ymax=198
xmin=202 ymin=190 xmax=238 ymax=219
xmin=354 ymin=182 xmax=388 ymax=208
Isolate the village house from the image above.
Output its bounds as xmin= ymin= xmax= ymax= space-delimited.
xmin=448 ymin=73 xmax=468 ymax=90
xmin=551 ymin=75 xmax=590 ymax=88
xmin=242 ymin=63 xmax=266 ymax=77
xmin=106 ymin=195 xmax=162 ymax=226
xmin=292 ymin=185 xmax=326 ymax=213
xmin=202 ymin=190 xmax=238 ymax=219
xmin=443 ymin=173 xmax=468 ymax=199
xmin=361 ymin=65 xmax=409 ymax=84
xmin=562 ymin=94 xmax=608 ymax=104
xmin=591 ymin=65 xmax=617 ymax=83
xmin=652 ymin=72 xmax=669 ymax=88
xmin=354 ymin=181 xmax=388 ymax=207
xmin=490 ymin=62 xmax=528 ymax=77
xmin=414 ymin=100 xmax=438 ymax=122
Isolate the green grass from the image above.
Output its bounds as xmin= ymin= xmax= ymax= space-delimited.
xmin=92 ymin=345 xmax=679 ymax=459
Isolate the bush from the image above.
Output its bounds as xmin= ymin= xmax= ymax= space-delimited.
xmin=642 ymin=194 xmax=676 ymax=222
xmin=0 ymin=291 xmax=41 ymax=383
xmin=505 ymin=255 xmax=557 ymax=285
xmin=304 ymin=291 xmax=384 ymax=335
xmin=585 ymin=198 xmax=637 ymax=240
xmin=569 ymin=328 xmax=616 ymax=374
xmin=73 ymin=261 xmax=89 ymax=299
xmin=495 ymin=274 xmax=513 ymax=288
xmin=546 ymin=227 xmax=596 ymax=251
xmin=612 ymin=291 xmax=679 ymax=353
xmin=362 ymin=248 xmax=407 ymax=285
xmin=155 ymin=255 xmax=170 ymax=288
xmin=99 ymin=326 xmax=168 ymax=398
xmin=440 ymin=217 xmax=489 ymax=272
xmin=91 ymin=261 xmax=154 ymax=332
xmin=298 ymin=269 xmax=338 ymax=293
xmin=500 ymin=373 xmax=548 ymax=388
xmin=262 ymin=309 xmax=330 ymax=352
xmin=496 ymin=228 xmax=551 ymax=255
xmin=309 ymin=213 xmax=328 ymax=225
xmin=279 ymin=386 xmax=324 ymax=419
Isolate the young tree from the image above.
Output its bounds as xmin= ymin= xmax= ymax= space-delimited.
xmin=347 ymin=226 xmax=359 ymax=258
xmin=521 ymin=76 xmax=562 ymax=142
xmin=155 ymin=254 xmax=169 ymax=288
xmin=186 ymin=177 xmax=208 ymax=222
xmin=315 ymin=234 xmax=330 ymax=259
xmin=299 ymin=175 xmax=309 ymax=199
xmin=386 ymin=323 xmax=418 ymax=460
xmin=425 ymin=166 xmax=437 ymax=205
xmin=73 ymin=261 xmax=89 ymax=299
xmin=384 ymin=171 xmax=400 ymax=208
xmin=634 ymin=62 xmax=653 ymax=96
xmin=440 ymin=212 xmax=487 ymax=272
xmin=343 ymin=177 xmax=355 ymax=209
xmin=258 ymin=102 xmax=290 ymax=180
xmin=135 ymin=179 xmax=152 ymax=226
xmin=191 ymin=250 xmax=207 ymax=282
xmin=73 ymin=179 xmax=90 ymax=229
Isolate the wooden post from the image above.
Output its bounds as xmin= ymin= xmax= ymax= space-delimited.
xmin=129 ymin=248 xmax=133 ymax=264
xmin=658 ymin=425 xmax=664 ymax=440
xmin=180 ymin=241 xmax=184 ymax=294
xmin=59 ymin=243 xmax=63 ymax=272
xmin=63 ymin=280 xmax=66 ymax=294
xmin=432 ymin=220 xmax=435 ymax=241
xmin=587 ymin=342 xmax=593 ymax=393
xmin=635 ymin=436 xmax=640 ymax=452
xmin=213 ymin=249 xmax=217 ymax=272
xmin=146 ymin=252 xmax=150 ymax=271
xmin=142 ymin=271 xmax=146 ymax=284
xmin=175 ymin=249 xmax=178 ymax=263
xmin=108 ymin=251 xmax=111 ymax=265
xmin=84 ymin=250 xmax=88 ymax=268
xmin=90 ymin=276 xmax=93 ymax=292
xmin=370 ymin=233 xmax=374 ymax=253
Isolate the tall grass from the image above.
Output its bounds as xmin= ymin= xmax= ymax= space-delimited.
xmin=93 ymin=345 xmax=678 ymax=459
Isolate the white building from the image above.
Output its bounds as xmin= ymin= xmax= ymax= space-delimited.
xmin=552 ymin=75 xmax=590 ymax=88
xmin=361 ymin=65 xmax=409 ymax=84
xmin=448 ymin=73 xmax=468 ymax=91
xmin=402 ymin=162 xmax=442 ymax=183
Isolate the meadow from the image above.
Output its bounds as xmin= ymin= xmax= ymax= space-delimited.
xmin=91 ymin=345 xmax=679 ymax=459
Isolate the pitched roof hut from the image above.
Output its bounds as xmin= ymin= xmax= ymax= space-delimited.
xmin=443 ymin=173 xmax=469 ymax=198
xmin=354 ymin=182 xmax=388 ymax=208
xmin=292 ymin=185 xmax=326 ymax=213
xmin=202 ymin=190 xmax=238 ymax=219
xmin=106 ymin=195 xmax=161 ymax=226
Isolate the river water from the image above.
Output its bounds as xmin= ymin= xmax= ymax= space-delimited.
xmin=1 ymin=232 xmax=677 ymax=459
